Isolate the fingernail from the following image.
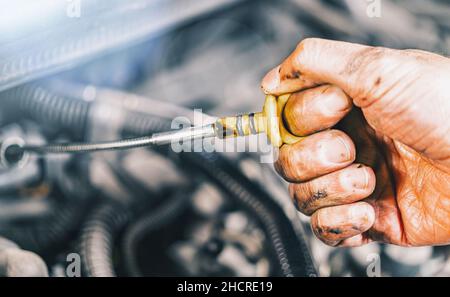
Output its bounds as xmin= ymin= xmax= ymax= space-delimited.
xmin=261 ymin=66 xmax=281 ymax=93
xmin=349 ymin=203 xmax=375 ymax=230
xmin=322 ymin=135 xmax=352 ymax=164
xmin=341 ymin=165 xmax=370 ymax=190
xmin=320 ymin=87 xmax=350 ymax=115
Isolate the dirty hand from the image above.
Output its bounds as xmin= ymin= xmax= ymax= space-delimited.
xmin=261 ymin=38 xmax=450 ymax=247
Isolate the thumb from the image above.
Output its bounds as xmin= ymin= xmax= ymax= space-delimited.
xmin=261 ymin=38 xmax=381 ymax=101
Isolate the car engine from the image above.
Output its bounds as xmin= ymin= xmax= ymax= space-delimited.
xmin=0 ymin=0 xmax=449 ymax=277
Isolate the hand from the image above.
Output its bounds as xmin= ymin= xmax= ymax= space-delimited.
xmin=261 ymin=38 xmax=450 ymax=247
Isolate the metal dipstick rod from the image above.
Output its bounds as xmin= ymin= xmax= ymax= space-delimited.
xmin=21 ymin=124 xmax=218 ymax=155
xmin=2 ymin=94 xmax=305 ymax=166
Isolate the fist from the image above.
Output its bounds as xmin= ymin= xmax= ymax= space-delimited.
xmin=262 ymin=38 xmax=450 ymax=247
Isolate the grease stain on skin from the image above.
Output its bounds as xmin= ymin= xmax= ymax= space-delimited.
xmin=315 ymin=223 xmax=364 ymax=240
xmin=301 ymin=189 xmax=328 ymax=211
xmin=329 ymin=228 xmax=342 ymax=235
xmin=282 ymin=70 xmax=302 ymax=80
xmin=311 ymin=189 xmax=328 ymax=201
xmin=374 ymin=77 xmax=382 ymax=87
xmin=316 ymin=226 xmax=324 ymax=235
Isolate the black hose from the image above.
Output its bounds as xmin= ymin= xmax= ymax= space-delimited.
xmin=121 ymin=194 xmax=189 ymax=276
xmin=79 ymin=202 xmax=131 ymax=277
xmin=180 ymin=152 xmax=317 ymax=277
xmin=122 ymin=112 xmax=171 ymax=137
xmin=1 ymin=84 xmax=180 ymax=156
xmin=2 ymin=84 xmax=90 ymax=138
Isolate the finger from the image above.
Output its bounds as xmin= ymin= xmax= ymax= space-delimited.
xmin=284 ymin=85 xmax=352 ymax=136
xmin=275 ymin=130 xmax=355 ymax=182
xmin=261 ymin=38 xmax=384 ymax=100
xmin=290 ymin=164 xmax=376 ymax=216
xmin=311 ymin=202 xmax=375 ymax=246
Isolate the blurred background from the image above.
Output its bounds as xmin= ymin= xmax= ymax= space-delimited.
xmin=0 ymin=0 xmax=449 ymax=277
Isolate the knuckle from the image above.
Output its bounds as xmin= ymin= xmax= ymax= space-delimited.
xmin=344 ymin=46 xmax=388 ymax=78
xmin=293 ymin=38 xmax=322 ymax=67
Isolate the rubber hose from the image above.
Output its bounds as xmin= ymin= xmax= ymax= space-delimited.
xmin=2 ymin=84 xmax=90 ymax=138
xmin=79 ymin=202 xmax=131 ymax=277
xmin=121 ymin=194 xmax=189 ymax=276
xmin=122 ymin=112 xmax=171 ymax=137
xmin=180 ymin=152 xmax=317 ymax=277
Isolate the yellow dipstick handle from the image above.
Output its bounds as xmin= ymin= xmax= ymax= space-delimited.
xmin=215 ymin=94 xmax=303 ymax=147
